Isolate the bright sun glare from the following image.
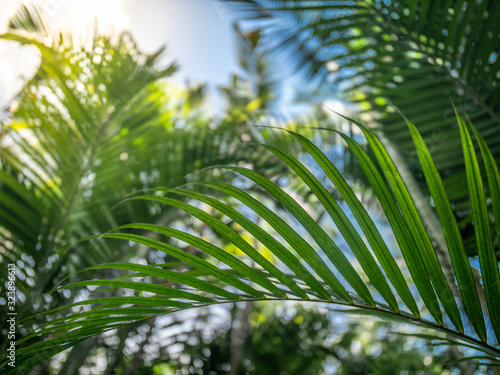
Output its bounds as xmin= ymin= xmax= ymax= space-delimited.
xmin=0 ymin=0 xmax=131 ymax=107
xmin=0 ymin=0 xmax=235 ymax=114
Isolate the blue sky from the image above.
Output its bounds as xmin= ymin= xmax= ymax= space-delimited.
xmin=0 ymin=0 xmax=239 ymax=112
xmin=126 ymin=0 xmax=238 ymax=86
xmin=0 ymin=0 xmax=347 ymax=117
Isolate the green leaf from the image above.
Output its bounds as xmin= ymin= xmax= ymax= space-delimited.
xmin=122 ymin=197 xmax=288 ymax=299
xmin=64 ymin=279 xmax=215 ymax=303
xmin=200 ymin=181 xmax=356 ymax=303
xmin=339 ymin=114 xmax=463 ymax=332
xmin=263 ymin=143 xmax=399 ymax=311
xmin=471 ymin=125 xmax=500 ymax=263
xmin=160 ymin=189 xmax=313 ymax=299
xmin=218 ymin=166 xmax=375 ymax=306
xmin=85 ymin=263 xmax=242 ymax=301
xmin=457 ymin=110 xmax=500 ymax=342
xmin=335 ymin=131 xmax=443 ymax=325
xmin=406 ymin=117 xmax=487 ymax=341
xmin=285 ymin=130 xmax=420 ymax=316
xmin=98 ymin=232 xmax=267 ymax=299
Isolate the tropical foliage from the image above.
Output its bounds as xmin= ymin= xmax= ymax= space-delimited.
xmin=0 ymin=1 xmax=499 ymax=374
xmin=3 ymin=109 xmax=500 ymax=373
xmin=0 ymin=5 xmax=351 ymax=373
xmin=221 ymin=0 xmax=500 ymax=256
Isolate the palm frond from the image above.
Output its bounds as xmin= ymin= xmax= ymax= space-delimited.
xmin=219 ymin=0 xmax=500 ymax=257
xmin=3 ymin=112 xmax=500 ymax=373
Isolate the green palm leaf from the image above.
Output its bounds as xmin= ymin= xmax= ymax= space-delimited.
xmin=221 ymin=0 xmax=500 ymax=258
xmin=3 ymin=112 xmax=500 ymax=373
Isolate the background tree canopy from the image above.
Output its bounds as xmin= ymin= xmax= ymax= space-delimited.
xmin=0 ymin=1 xmax=499 ymax=374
